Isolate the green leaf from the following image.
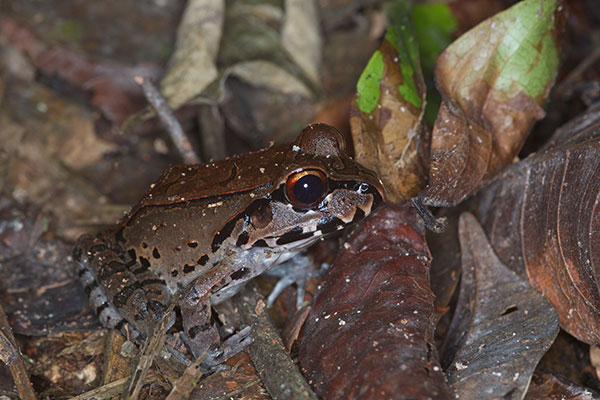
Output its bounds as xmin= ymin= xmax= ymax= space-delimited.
xmin=356 ymin=50 xmax=384 ymax=114
xmin=385 ymin=0 xmax=423 ymax=109
xmin=448 ymin=0 xmax=560 ymax=102
xmin=412 ymin=2 xmax=458 ymax=124
xmin=412 ymin=2 xmax=458 ymax=76
xmin=492 ymin=0 xmax=559 ymax=100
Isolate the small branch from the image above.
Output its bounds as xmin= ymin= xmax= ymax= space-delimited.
xmin=101 ymin=330 xmax=134 ymax=385
xmin=67 ymin=374 xmax=161 ymax=400
xmin=123 ymin=299 xmax=177 ymax=400
xmin=164 ymin=349 xmax=208 ymax=400
xmin=233 ymin=281 xmax=318 ymax=400
xmin=555 ymin=44 xmax=600 ymax=98
xmin=0 ymin=302 xmax=37 ymax=400
xmin=411 ymin=197 xmax=447 ymax=233
xmin=134 ymin=76 xmax=200 ymax=165
xmin=68 ymin=376 xmax=130 ymax=400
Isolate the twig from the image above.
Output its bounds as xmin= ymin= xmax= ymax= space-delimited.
xmin=134 ymin=76 xmax=200 ymax=165
xmin=69 ymin=376 xmax=130 ymax=400
xmin=0 ymin=302 xmax=37 ymax=400
xmin=123 ymin=299 xmax=177 ymax=400
xmin=411 ymin=197 xmax=447 ymax=233
xmin=67 ymin=374 xmax=161 ymax=400
xmin=555 ymin=44 xmax=600 ymax=98
xmin=233 ymin=281 xmax=318 ymax=400
xmin=101 ymin=330 xmax=134 ymax=385
xmin=164 ymin=349 xmax=208 ymax=400
xmin=214 ymin=378 xmax=261 ymax=400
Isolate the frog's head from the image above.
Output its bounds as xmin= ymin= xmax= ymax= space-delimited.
xmin=237 ymin=123 xmax=384 ymax=253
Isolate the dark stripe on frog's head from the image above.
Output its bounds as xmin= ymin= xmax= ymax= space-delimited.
xmin=273 ymin=210 xmax=364 ymax=246
xmin=275 ymin=228 xmax=315 ymax=245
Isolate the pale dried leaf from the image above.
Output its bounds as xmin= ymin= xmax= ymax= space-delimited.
xmin=281 ymin=0 xmax=322 ymax=86
xmin=229 ymin=60 xmax=312 ymax=98
xmin=54 ymin=115 xmax=117 ymax=169
xmin=160 ymin=0 xmax=224 ymax=109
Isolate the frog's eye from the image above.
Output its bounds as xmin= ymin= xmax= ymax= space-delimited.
xmin=285 ymin=169 xmax=328 ymax=209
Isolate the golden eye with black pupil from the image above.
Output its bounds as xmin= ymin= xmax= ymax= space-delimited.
xmin=285 ymin=169 xmax=328 ymax=209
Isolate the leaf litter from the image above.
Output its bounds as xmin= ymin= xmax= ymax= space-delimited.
xmin=2 ymin=0 xmax=600 ymax=398
xmin=300 ymin=205 xmax=451 ymax=399
xmin=470 ymin=101 xmax=600 ymax=346
xmin=444 ymin=213 xmax=559 ymax=399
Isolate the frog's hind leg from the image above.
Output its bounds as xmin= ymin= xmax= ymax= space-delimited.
xmin=179 ymin=265 xmax=252 ymax=371
xmin=73 ymin=234 xmax=173 ymax=342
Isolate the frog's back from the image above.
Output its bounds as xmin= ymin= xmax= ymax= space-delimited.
xmin=133 ymin=143 xmax=291 ymax=210
xmin=117 ymin=187 xmax=272 ymax=290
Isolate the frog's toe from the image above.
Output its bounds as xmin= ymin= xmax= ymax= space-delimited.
xmin=265 ymin=256 xmax=326 ymax=309
xmin=200 ymin=326 xmax=252 ymax=372
xmin=222 ymin=325 xmax=252 ymax=350
xmin=266 ymin=274 xmax=307 ymax=309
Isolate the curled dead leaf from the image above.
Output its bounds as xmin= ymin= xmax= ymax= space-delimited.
xmin=471 ymin=104 xmax=600 ymax=345
xmin=350 ymin=1 xmax=428 ymax=204
xmin=159 ymin=0 xmax=224 ymax=109
xmin=422 ymin=0 xmax=565 ymax=206
xmin=300 ymin=205 xmax=451 ymax=399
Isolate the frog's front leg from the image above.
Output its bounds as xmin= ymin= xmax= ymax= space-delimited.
xmin=74 ymin=234 xmax=173 ymax=341
xmin=179 ymin=264 xmax=252 ymax=370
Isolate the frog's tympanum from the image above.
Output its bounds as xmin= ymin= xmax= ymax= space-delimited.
xmin=73 ymin=124 xmax=383 ymax=370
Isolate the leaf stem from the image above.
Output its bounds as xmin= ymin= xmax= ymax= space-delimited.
xmin=411 ymin=197 xmax=447 ymax=233
xmin=135 ymin=76 xmax=201 ymax=165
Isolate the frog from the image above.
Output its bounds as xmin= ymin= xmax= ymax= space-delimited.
xmin=73 ymin=123 xmax=383 ymax=370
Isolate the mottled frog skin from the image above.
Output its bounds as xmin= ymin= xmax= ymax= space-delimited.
xmin=73 ymin=124 xmax=383 ymax=368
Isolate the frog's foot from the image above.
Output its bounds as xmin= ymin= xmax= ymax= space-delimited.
xmin=190 ymin=326 xmax=253 ymax=374
xmin=265 ymin=255 xmax=326 ymax=309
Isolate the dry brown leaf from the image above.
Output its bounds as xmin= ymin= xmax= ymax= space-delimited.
xmin=471 ymin=103 xmax=600 ymax=345
xmin=421 ymin=0 xmax=564 ymax=206
xmin=350 ymin=1 xmax=428 ymax=203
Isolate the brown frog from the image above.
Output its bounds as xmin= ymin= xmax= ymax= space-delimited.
xmin=73 ymin=124 xmax=383 ymax=370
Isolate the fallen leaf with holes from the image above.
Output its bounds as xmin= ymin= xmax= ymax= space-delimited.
xmin=421 ymin=0 xmax=564 ymax=206
xmin=443 ymin=213 xmax=559 ymax=399
xmin=300 ymin=205 xmax=451 ymax=399
xmin=350 ymin=1 xmax=428 ymax=204
xmin=470 ymin=103 xmax=600 ymax=345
